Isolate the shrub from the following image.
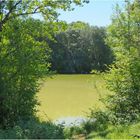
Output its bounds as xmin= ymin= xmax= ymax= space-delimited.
xmin=85 ymin=109 xmax=109 ymax=132
xmin=0 ymin=18 xmax=51 ymax=128
xmin=105 ymin=0 xmax=140 ymax=124
xmin=64 ymin=125 xmax=86 ymax=139
xmin=0 ymin=119 xmax=64 ymax=139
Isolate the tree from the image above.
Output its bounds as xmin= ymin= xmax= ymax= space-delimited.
xmin=105 ymin=0 xmax=140 ymax=124
xmin=0 ymin=0 xmax=89 ymax=128
xmin=49 ymin=22 xmax=114 ymax=74
xmin=0 ymin=0 xmax=89 ymax=31
xmin=0 ymin=18 xmax=51 ymax=127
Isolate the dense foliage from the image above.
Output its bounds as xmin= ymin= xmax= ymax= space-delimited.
xmin=63 ymin=109 xmax=140 ymax=139
xmin=1 ymin=0 xmax=140 ymax=139
xmin=0 ymin=0 xmax=88 ymax=129
xmin=0 ymin=18 xmax=51 ymax=127
xmin=49 ymin=22 xmax=114 ymax=74
xmin=105 ymin=0 xmax=140 ymax=123
xmin=0 ymin=0 xmax=88 ymax=31
xmin=0 ymin=118 xmax=64 ymax=139
xmin=66 ymin=1 xmax=140 ymax=139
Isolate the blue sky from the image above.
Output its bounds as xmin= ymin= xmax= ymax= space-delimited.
xmin=58 ymin=0 xmax=126 ymax=26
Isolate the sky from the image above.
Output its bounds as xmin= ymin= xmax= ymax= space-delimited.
xmin=58 ymin=0 xmax=126 ymax=27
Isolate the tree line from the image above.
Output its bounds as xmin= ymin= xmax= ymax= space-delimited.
xmin=48 ymin=22 xmax=114 ymax=74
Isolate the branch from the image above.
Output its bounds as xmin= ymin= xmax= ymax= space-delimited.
xmin=14 ymin=6 xmax=41 ymax=17
xmin=4 ymin=5 xmax=43 ymax=22
xmin=1 ymin=0 xmax=22 ymax=25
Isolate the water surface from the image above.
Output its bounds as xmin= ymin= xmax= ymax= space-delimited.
xmin=37 ymin=74 xmax=106 ymax=120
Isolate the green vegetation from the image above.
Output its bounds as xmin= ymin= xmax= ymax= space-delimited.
xmin=0 ymin=0 xmax=140 ymax=139
xmin=60 ymin=1 xmax=140 ymax=139
xmin=0 ymin=118 xmax=64 ymax=139
xmin=0 ymin=0 xmax=89 ymax=137
xmin=105 ymin=0 xmax=140 ymax=124
xmin=86 ymin=123 xmax=140 ymax=139
xmin=49 ymin=22 xmax=114 ymax=74
xmin=63 ymin=110 xmax=140 ymax=139
xmin=0 ymin=17 xmax=50 ymax=127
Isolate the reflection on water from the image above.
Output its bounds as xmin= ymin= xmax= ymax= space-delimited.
xmin=54 ymin=116 xmax=87 ymax=126
xmin=54 ymin=116 xmax=96 ymax=127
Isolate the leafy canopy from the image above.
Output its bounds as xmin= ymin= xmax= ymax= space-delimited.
xmin=105 ymin=0 xmax=140 ymax=124
xmin=0 ymin=0 xmax=89 ymax=29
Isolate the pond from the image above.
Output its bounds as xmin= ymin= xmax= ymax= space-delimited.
xmin=37 ymin=74 xmax=107 ymax=121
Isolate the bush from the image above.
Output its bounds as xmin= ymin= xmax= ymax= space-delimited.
xmin=0 ymin=119 xmax=64 ymax=139
xmin=105 ymin=0 xmax=140 ymax=124
xmin=0 ymin=18 xmax=51 ymax=128
xmin=83 ymin=109 xmax=109 ymax=133
xmin=86 ymin=121 xmax=140 ymax=139
xmin=105 ymin=57 xmax=140 ymax=124
xmin=64 ymin=125 xmax=86 ymax=139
